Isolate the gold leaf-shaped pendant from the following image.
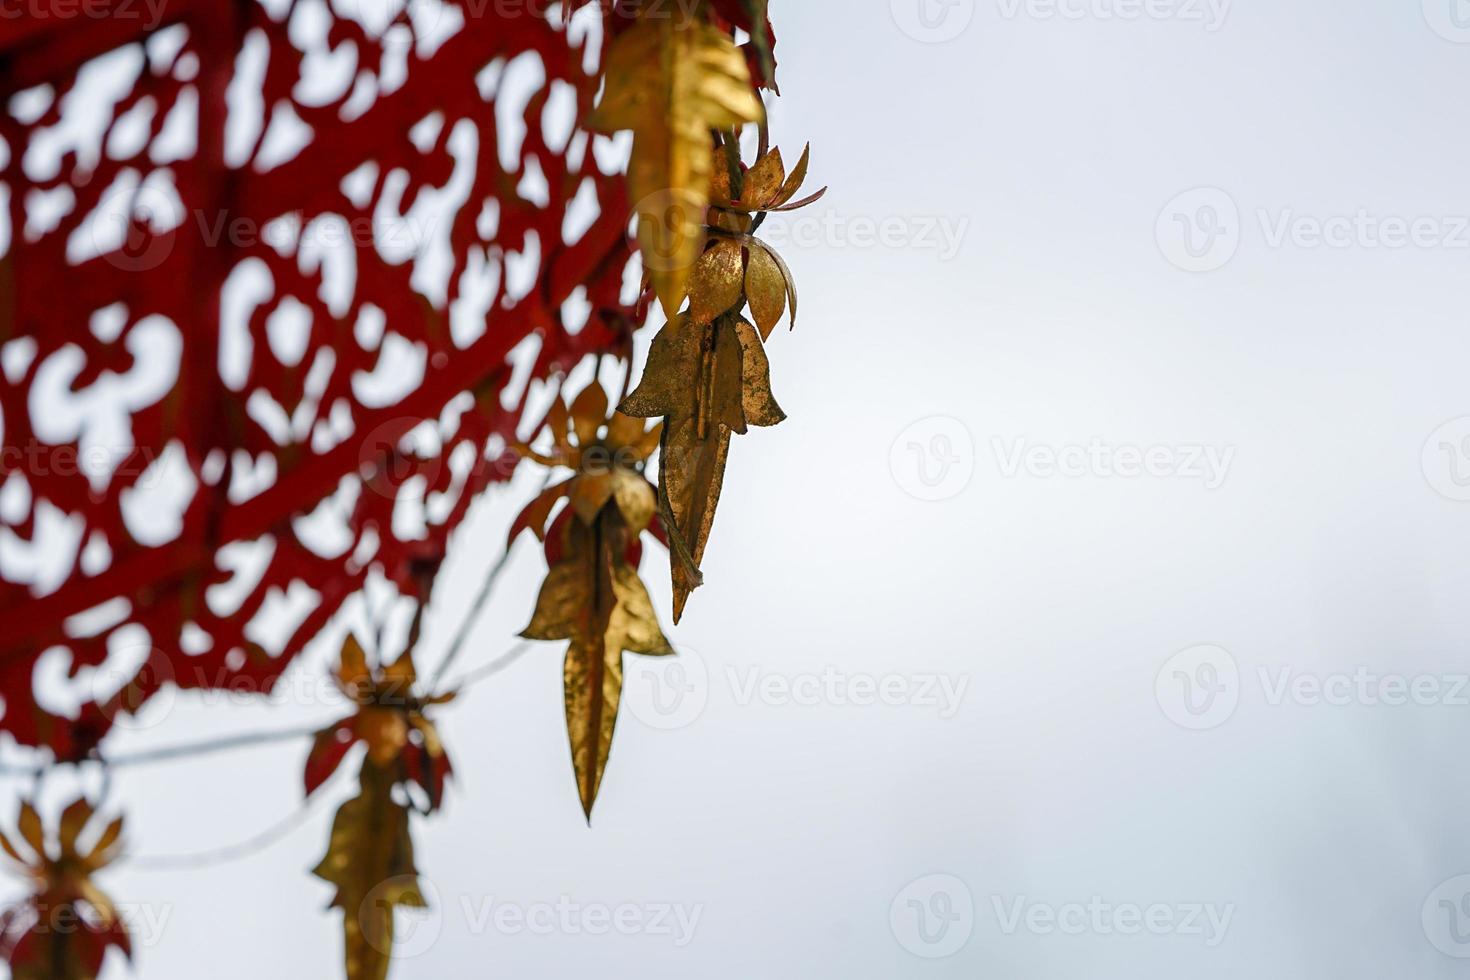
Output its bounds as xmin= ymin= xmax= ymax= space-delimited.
xmin=621 ymin=313 xmax=784 ymax=621
xmin=524 ymin=515 xmax=672 ymax=818
xmin=312 ymin=761 xmax=425 ymax=980
xmin=587 ymin=19 xmax=764 ymax=319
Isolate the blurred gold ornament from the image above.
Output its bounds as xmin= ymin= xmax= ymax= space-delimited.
xmin=0 ymin=798 xmax=128 ymax=980
xmin=312 ymin=761 xmax=425 ymax=980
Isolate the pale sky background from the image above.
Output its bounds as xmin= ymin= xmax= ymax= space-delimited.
xmin=9 ymin=0 xmax=1470 ymax=977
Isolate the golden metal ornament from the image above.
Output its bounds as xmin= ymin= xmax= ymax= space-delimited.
xmin=521 ymin=515 xmax=673 ymax=818
xmin=587 ymin=17 xmax=765 ymax=319
xmin=511 ymin=386 xmax=664 ymax=542
xmin=620 ymin=312 xmax=784 ymax=622
xmin=306 ymin=633 xmax=455 ymax=811
xmin=0 ymin=799 xmax=128 ymax=980
xmin=689 ymin=141 xmax=823 ymax=337
xmin=312 ymin=761 xmax=425 ymax=980
xmin=514 ymin=384 xmax=674 ymax=818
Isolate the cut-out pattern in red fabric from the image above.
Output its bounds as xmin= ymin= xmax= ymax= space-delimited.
xmin=0 ymin=1 xmax=636 ymax=758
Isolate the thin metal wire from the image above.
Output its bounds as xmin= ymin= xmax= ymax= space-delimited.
xmin=123 ymin=642 xmax=533 ymax=872
xmin=427 ymin=475 xmax=549 ymax=694
xmin=0 ymin=632 xmax=534 ymax=783
xmin=127 ymin=792 xmax=330 ymax=871
xmin=102 ymin=725 xmax=324 ymax=769
xmin=442 ymin=640 xmax=534 ymax=693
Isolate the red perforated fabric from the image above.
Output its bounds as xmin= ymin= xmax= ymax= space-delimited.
xmin=0 ymin=2 xmax=636 ymax=758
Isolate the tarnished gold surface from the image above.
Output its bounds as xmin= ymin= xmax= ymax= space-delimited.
xmin=588 ymin=19 xmax=763 ymax=319
xmin=312 ymin=762 xmax=425 ymax=980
